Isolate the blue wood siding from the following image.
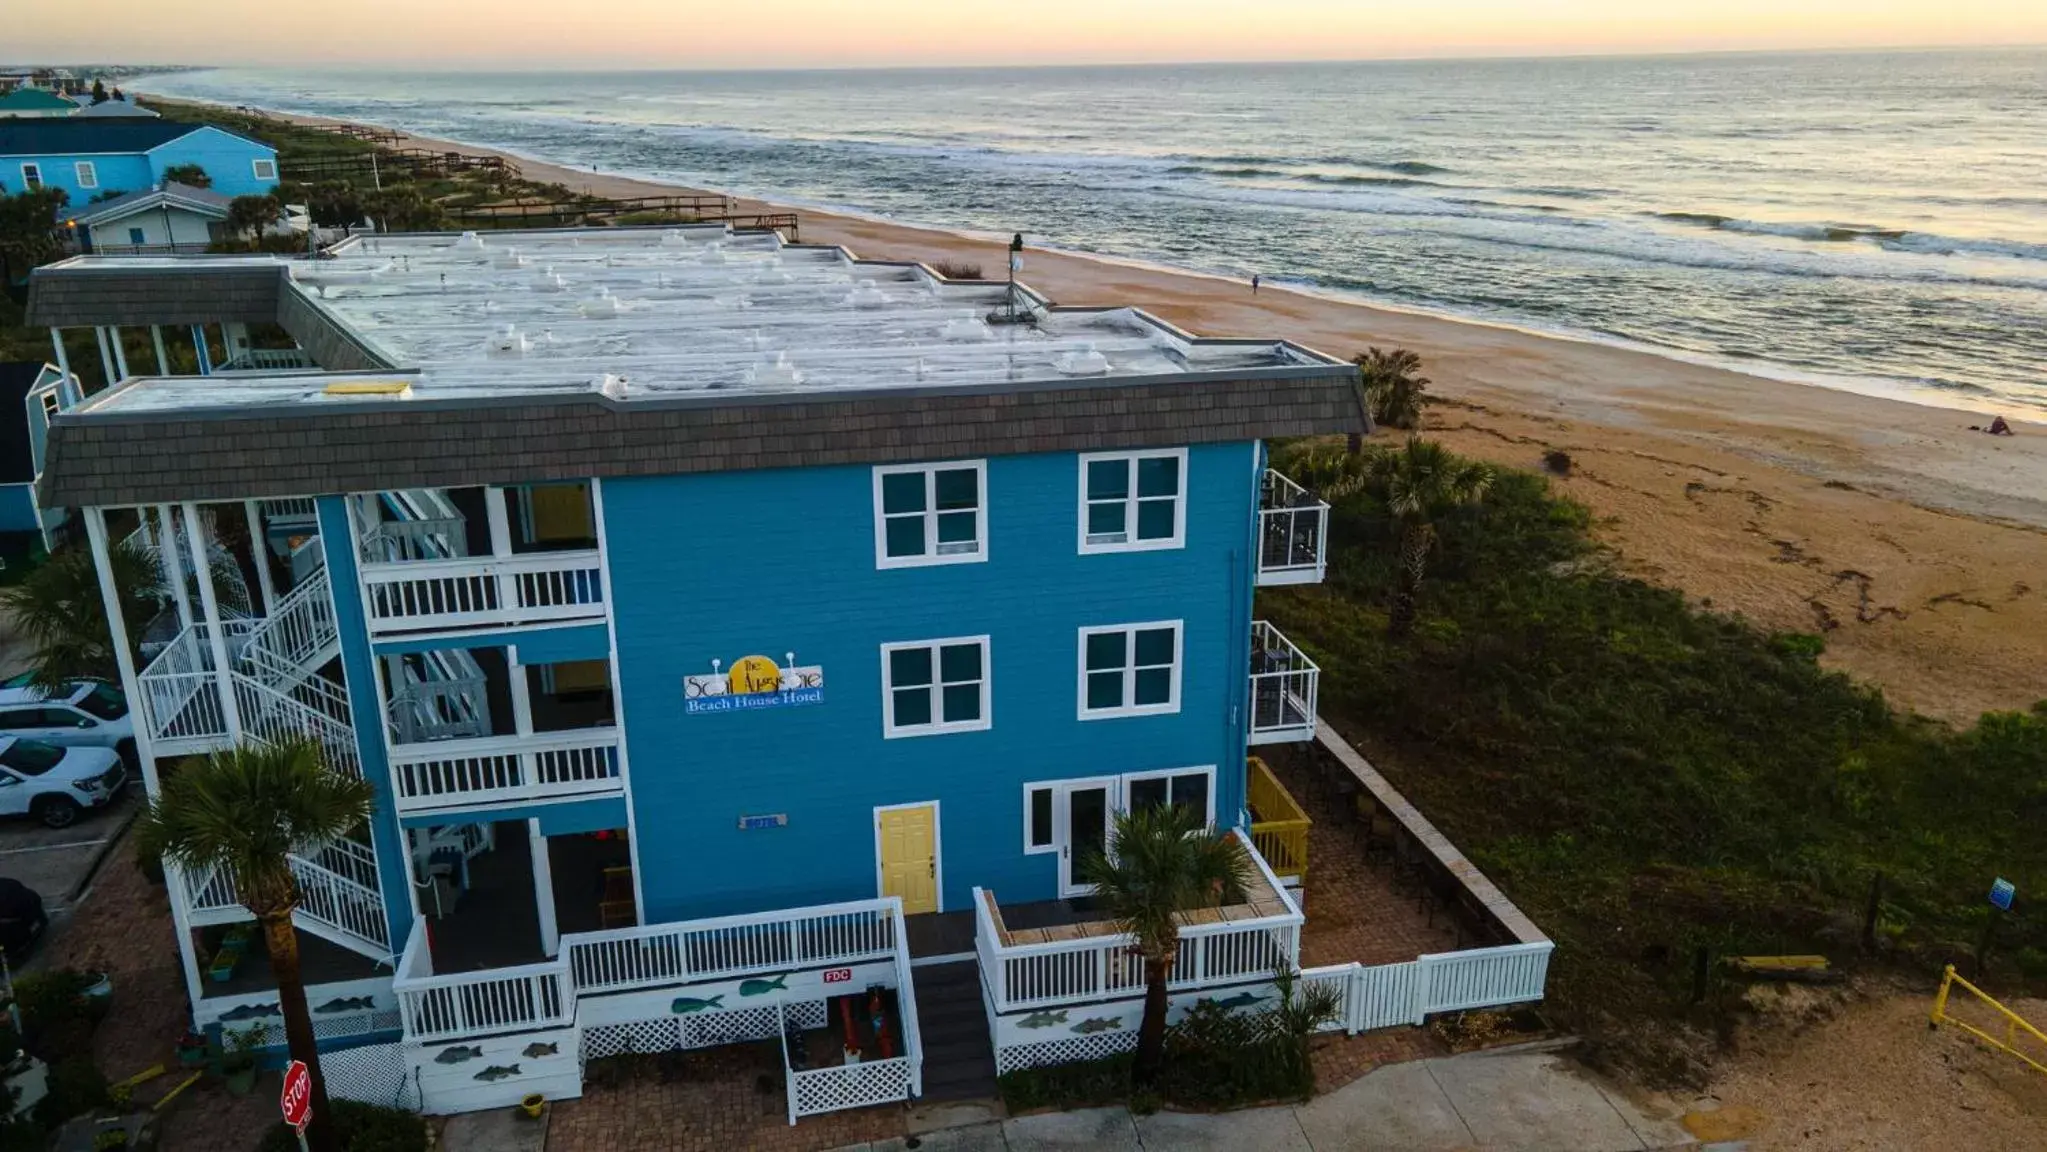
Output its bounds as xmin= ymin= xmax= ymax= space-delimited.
xmin=370 ymin=622 xmax=608 ymax=662
xmin=147 ymin=127 xmax=278 ymax=198
xmin=318 ymin=497 xmax=420 ymax=953
xmin=602 ymin=444 xmax=1259 ymax=923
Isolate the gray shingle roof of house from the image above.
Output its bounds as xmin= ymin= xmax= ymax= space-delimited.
xmin=30 ymin=226 xmax=1367 ymax=507
xmin=68 ymin=181 xmax=231 ymax=227
xmin=0 ymin=119 xmax=268 ymax=157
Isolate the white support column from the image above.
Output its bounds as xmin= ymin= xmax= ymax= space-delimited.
xmin=529 ymin=819 xmax=558 ymax=957
xmin=156 ymin=505 xmax=193 ymax=630
xmin=183 ymin=501 xmax=243 ymax=742
xmin=151 ymin=325 xmax=169 ymax=375
xmin=48 ymin=330 xmax=74 ymax=402
xmin=109 ymin=326 xmax=130 ymax=381
xmin=93 ymin=326 xmax=116 ymax=388
xmin=507 ymin=645 xmax=535 ymax=736
xmin=484 ymin=486 xmax=513 ymax=558
xmin=242 ymin=499 xmax=276 ymax=614
xmin=85 ymin=507 xmax=206 ymax=1011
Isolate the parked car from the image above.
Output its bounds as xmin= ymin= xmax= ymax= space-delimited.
xmin=0 ymin=736 xmax=127 ymax=829
xmin=0 ymin=877 xmax=47 ymax=958
xmin=0 ymin=679 xmax=136 ymax=767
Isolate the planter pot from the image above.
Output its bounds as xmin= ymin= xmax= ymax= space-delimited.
xmin=518 ymin=1094 xmax=546 ymax=1120
xmin=82 ymin=972 xmax=113 ymax=1001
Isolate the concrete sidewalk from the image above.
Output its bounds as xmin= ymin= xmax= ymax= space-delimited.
xmin=834 ymin=1049 xmax=1698 ymax=1151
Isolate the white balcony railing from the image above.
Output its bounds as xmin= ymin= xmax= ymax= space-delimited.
xmin=1249 ymin=620 xmax=1318 ymax=744
xmin=360 ymin=517 xmax=469 ymax=564
xmin=359 ymin=550 xmax=605 ymax=635
xmin=393 ymin=898 xmax=907 ymax=1046
xmin=976 ymin=829 xmax=1304 ymax=1013
xmin=1258 ymin=469 xmax=1329 ymax=586
xmin=394 ymin=920 xmax=572 ymax=1044
xmin=567 ymin=898 xmax=897 ymax=998
xmin=387 ymin=728 xmax=623 ymax=815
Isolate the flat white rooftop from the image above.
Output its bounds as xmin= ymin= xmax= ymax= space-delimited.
xmin=76 ymin=226 xmax=1333 ymax=416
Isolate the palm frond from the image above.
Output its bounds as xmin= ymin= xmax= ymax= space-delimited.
xmin=139 ymin=738 xmax=376 ymax=917
xmin=0 ymin=536 xmax=162 ymax=693
xmin=1077 ymin=804 xmax=1252 ymax=962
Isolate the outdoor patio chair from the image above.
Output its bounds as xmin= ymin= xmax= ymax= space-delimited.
xmin=1355 ymin=792 xmax=1397 ymax=867
xmin=1390 ymin=830 xmax=1425 ymax=896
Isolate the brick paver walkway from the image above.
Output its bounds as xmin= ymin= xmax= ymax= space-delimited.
xmin=546 ymin=1044 xmax=907 ymax=1151
xmin=42 ymin=828 xmax=275 ymax=1149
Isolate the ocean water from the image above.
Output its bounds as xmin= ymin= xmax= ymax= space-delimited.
xmin=145 ymin=51 xmax=2047 ymax=414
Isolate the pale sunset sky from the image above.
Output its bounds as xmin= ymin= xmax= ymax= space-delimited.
xmin=13 ymin=0 xmax=2044 ymax=68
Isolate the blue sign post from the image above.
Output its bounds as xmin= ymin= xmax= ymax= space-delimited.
xmin=1989 ymin=878 xmax=2016 ymax=912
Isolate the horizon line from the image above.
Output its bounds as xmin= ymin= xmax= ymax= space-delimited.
xmin=67 ymin=39 xmax=2047 ymax=76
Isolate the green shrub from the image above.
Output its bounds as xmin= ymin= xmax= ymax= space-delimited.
xmin=256 ymin=1100 xmax=429 ymax=1152
xmin=1263 ymin=441 xmax=2047 ymax=1041
xmin=31 ymin=1057 xmax=108 ymax=1129
xmin=998 ymin=1053 xmax=1132 ymax=1112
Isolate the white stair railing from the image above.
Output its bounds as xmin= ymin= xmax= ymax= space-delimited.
xmin=237 ymin=567 xmax=339 ymax=690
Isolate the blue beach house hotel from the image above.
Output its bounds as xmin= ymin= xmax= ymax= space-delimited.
xmin=28 ymin=225 xmax=1552 ymax=1119
xmin=0 ymin=120 xmax=278 ymax=254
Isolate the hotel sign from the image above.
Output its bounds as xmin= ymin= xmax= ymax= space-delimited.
xmin=684 ymin=653 xmax=824 ymax=715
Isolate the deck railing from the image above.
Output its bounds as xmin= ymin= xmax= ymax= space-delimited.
xmin=565 ymin=898 xmax=898 ymax=998
xmin=359 ymin=550 xmax=605 ymax=634
xmin=1257 ymin=469 xmax=1329 ymax=586
xmin=387 ymin=728 xmax=623 ymax=815
xmin=394 ymin=899 xmax=905 ymax=1045
xmin=976 ymin=829 xmax=1303 ymax=1013
xmin=1248 ymin=621 xmax=1319 ymax=744
xmin=394 ymin=921 xmax=572 ymax=1044
xmin=1246 ymin=756 xmax=1312 ymax=882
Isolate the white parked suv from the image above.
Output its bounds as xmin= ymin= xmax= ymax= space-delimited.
xmin=0 ymin=736 xmax=127 ymax=829
xmin=0 ymin=679 xmax=137 ymax=767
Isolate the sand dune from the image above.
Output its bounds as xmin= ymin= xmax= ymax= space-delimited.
xmin=282 ymin=114 xmax=2047 ymax=722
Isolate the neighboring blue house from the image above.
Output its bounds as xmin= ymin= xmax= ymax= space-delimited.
xmin=27 ymin=226 xmax=1554 ymax=1121
xmin=0 ymin=361 xmax=75 ymax=563
xmin=0 ymin=119 xmax=278 ymax=205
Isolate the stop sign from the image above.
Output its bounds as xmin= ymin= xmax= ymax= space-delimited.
xmin=280 ymin=1060 xmax=313 ymax=1132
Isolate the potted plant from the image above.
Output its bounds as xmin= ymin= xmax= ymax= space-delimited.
xmin=176 ymin=1030 xmax=209 ymax=1068
xmin=220 ymin=1024 xmax=268 ymax=1095
xmin=518 ymin=1093 xmax=546 ymax=1120
xmin=78 ymin=948 xmax=113 ymax=1003
xmin=93 ymin=1122 xmax=130 ymax=1149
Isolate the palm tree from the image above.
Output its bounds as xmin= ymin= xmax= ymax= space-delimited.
xmin=1352 ymin=347 xmax=1432 ymax=445
xmin=1370 ymin=438 xmax=1492 ymax=637
xmin=1277 ymin=438 xmax=1492 ymax=637
xmin=1077 ymin=803 xmax=1252 ymax=1086
xmin=0 ymin=535 xmax=161 ymax=694
xmin=139 ymin=739 xmax=376 ymax=1152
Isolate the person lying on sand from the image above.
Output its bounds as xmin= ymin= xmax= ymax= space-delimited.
xmin=1969 ymin=416 xmax=2014 ymax=435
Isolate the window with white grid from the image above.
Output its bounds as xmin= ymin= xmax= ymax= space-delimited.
xmin=1078 ymin=448 xmax=1186 ymax=553
xmin=1078 ymin=621 xmax=1182 ymax=719
xmin=881 ymin=636 xmax=991 ymax=737
xmin=873 ymin=461 xmax=986 ymax=568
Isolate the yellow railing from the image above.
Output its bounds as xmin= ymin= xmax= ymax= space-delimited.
xmin=1931 ymin=964 xmax=2047 ymax=1076
xmin=1247 ymin=756 xmax=1311 ymax=882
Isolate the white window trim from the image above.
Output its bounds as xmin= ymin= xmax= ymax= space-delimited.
xmin=252 ymin=157 xmax=277 ymax=181
xmin=38 ymin=389 xmax=60 ymax=419
xmin=19 ymin=163 xmax=42 ymax=189
xmin=1077 ymin=447 xmax=1189 ymax=554
xmin=1122 ymin=765 xmax=1218 ymax=829
xmin=73 ymin=161 xmax=97 ymax=190
xmin=1076 ymin=620 xmax=1184 ymax=720
xmin=1023 ymin=783 xmax=1057 ymax=855
xmin=1023 ymin=764 xmax=1220 ymax=858
xmin=880 ymin=634 xmax=992 ymax=738
xmin=872 ymin=459 xmax=988 ymax=569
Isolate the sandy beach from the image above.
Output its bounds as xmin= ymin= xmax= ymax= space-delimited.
xmin=273 ymin=112 xmax=2047 ymax=723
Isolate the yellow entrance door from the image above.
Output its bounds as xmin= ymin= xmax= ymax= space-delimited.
xmin=877 ymin=804 xmax=939 ymax=915
xmin=528 ymin=483 xmax=594 ymax=543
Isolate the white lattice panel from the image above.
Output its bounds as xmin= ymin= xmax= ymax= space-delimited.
xmin=790 ymin=1056 xmax=912 ymax=1117
xmin=581 ymin=1017 xmax=679 ymax=1060
xmin=993 ymin=1029 xmax=1138 ymax=1075
xmin=312 ymin=1010 xmax=401 ymax=1042
xmin=322 ymin=1040 xmax=421 ymax=1111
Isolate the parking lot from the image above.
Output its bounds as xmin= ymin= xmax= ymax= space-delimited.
xmin=0 ymin=786 xmax=141 ymax=916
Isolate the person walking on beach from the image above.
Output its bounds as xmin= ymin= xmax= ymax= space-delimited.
xmin=1251 ymin=273 xmax=1262 ymax=295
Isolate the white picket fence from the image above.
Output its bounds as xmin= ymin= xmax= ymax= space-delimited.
xmin=1304 ymin=941 xmax=1554 ymax=1034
